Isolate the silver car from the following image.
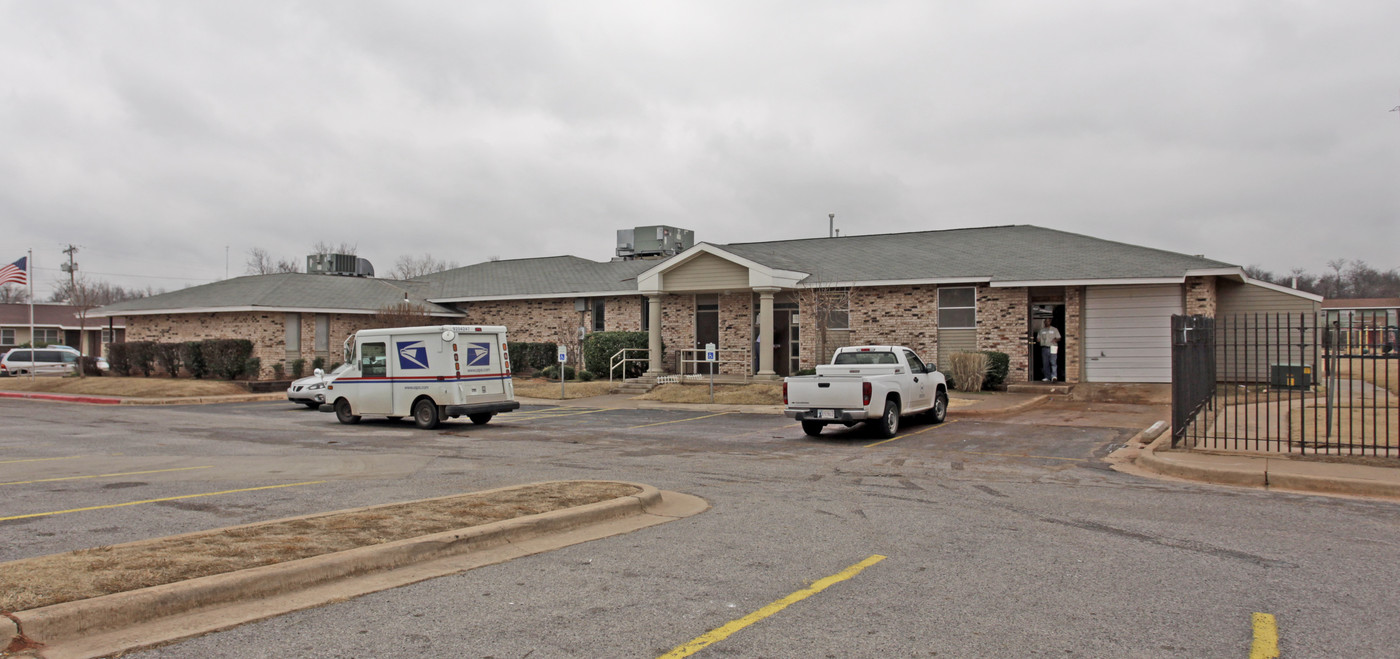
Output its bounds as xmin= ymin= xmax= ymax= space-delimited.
xmin=286 ymin=363 xmax=350 ymax=408
xmin=0 ymin=346 xmax=109 ymax=377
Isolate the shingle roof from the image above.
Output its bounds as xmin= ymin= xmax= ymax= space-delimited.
xmin=0 ymin=303 xmax=125 ymax=327
xmin=717 ymin=225 xmax=1236 ymax=284
xmin=420 ymin=255 xmax=656 ymax=300
xmin=90 ymin=273 xmax=457 ymax=316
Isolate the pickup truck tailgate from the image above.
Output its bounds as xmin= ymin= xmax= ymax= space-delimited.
xmin=785 ymin=377 xmax=868 ymax=408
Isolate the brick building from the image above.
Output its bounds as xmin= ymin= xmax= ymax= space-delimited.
xmin=92 ymin=225 xmax=1320 ymax=383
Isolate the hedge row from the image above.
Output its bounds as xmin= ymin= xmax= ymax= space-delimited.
xmin=108 ymin=339 xmax=256 ymax=379
xmin=581 ymin=331 xmax=650 ymax=378
xmin=508 ymin=341 xmax=559 ymax=374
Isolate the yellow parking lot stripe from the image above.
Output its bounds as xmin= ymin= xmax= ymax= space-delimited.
xmin=629 ymin=412 xmax=730 ymax=429
xmin=0 ymin=480 xmax=325 ymax=522
xmin=0 ymin=465 xmax=214 ymax=486
xmin=1250 ymin=612 xmax=1279 ymax=659
xmin=0 ymin=456 xmax=83 ymax=465
xmin=658 ymin=554 xmax=886 ymax=659
xmin=509 ymin=408 xmax=608 ymax=421
xmin=865 ymin=420 xmax=958 ymax=448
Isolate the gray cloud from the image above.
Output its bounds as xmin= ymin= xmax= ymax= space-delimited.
xmin=1 ymin=0 xmax=1395 ymax=299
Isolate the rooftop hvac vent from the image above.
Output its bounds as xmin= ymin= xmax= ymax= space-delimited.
xmin=616 ymin=225 xmax=694 ymax=259
xmin=307 ymin=253 xmax=374 ymax=277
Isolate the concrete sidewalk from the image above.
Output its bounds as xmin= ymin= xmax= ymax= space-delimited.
xmin=1118 ymin=426 xmax=1400 ymax=501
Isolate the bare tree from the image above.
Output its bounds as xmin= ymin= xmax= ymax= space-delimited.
xmin=392 ymin=253 xmax=460 ymax=280
xmin=312 ymin=241 xmax=357 ymax=257
xmin=50 ymin=279 xmax=160 ymax=306
xmin=245 ymin=248 xmax=300 ymax=275
xmin=366 ymin=301 xmax=434 ymax=329
xmin=796 ymin=285 xmax=852 ymax=367
xmin=0 ymin=285 xmax=29 ymax=304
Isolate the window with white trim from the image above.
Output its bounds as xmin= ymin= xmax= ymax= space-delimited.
xmin=1 ymin=328 xmax=13 ymax=346
xmin=34 ymin=328 xmax=61 ymax=346
xmin=938 ymin=287 xmax=977 ymax=329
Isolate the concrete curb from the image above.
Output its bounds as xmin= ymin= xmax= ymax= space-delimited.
xmin=0 ymin=391 xmax=121 ymax=405
xmin=4 ymin=481 xmax=702 ymax=657
xmin=952 ymin=394 xmax=1048 ymax=418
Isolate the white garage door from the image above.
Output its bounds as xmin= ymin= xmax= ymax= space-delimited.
xmin=1084 ymin=285 xmax=1182 ymax=383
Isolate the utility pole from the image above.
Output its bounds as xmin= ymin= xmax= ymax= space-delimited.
xmin=61 ymin=244 xmax=78 ymax=301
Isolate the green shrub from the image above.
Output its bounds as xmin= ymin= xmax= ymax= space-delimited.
xmin=271 ymin=362 xmax=285 ymax=379
xmin=311 ymin=356 xmax=325 ymax=372
xmin=108 ymin=343 xmax=132 ymax=376
xmin=794 ymin=367 xmax=817 ymax=376
xmin=153 ymin=342 xmax=184 ymax=377
xmin=127 ymin=341 xmax=157 ymax=377
xmin=509 ymin=342 xmax=559 ymax=373
xmin=979 ymin=351 xmax=1010 ymax=390
xmin=244 ymin=356 xmax=261 ymax=380
xmin=577 ymin=370 xmax=596 ymax=382
xmin=540 ymin=365 xmax=576 ymax=380
xmin=291 ymin=358 xmax=306 ymax=379
xmin=78 ymin=356 xmax=105 ymax=376
xmin=201 ymin=339 xmax=255 ymax=380
xmin=581 ymin=331 xmax=650 ymax=378
xmin=181 ymin=341 xmax=208 ymax=379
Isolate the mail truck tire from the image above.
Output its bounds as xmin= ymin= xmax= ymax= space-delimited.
xmin=414 ymin=398 xmax=441 ymax=430
xmin=469 ymin=413 xmax=494 ymax=425
xmin=876 ymin=399 xmax=899 ymax=438
xmin=334 ymin=399 xmax=360 ymax=424
xmin=930 ymin=390 xmax=948 ymax=424
xmin=801 ymin=420 xmax=825 ymax=436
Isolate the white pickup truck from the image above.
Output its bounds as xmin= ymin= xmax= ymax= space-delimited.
xmin=783 ymin=346 xmax=948 ymax=438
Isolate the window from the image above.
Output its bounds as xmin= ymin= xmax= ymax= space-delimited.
xmin=592 ymin=299 xmax=606 ymax=332
xmin=938 ymin=287 xmax=976 ymax=329
xmin=903 ymin=349 xmax=927 ymax=373
xmin=640 ymin=298 xmax=650 ymax=332
xmin=315 ymin=314 xmax=329 ymax=352
xmin=34 ymin=328 xmax=60 ymax=346
xmin=816 ymin=289 xmax=850 ymax=330
xmin=101 ymin=328 xmax=112 ymax=344
xmin=360 ymin=342 xmax=387 ymax=377
xmin=285 ymin=313 xmax=301 ymax=352
xmin=1 ymin=329 xmax=13 ymax=346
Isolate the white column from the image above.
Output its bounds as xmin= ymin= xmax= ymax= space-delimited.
xmin=646 ymin=295 xmax=664 ymax=375
xmin=756 ymin=288 xmax=778 ymax=378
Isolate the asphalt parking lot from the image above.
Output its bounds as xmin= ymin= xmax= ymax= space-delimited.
xmin=5 ymin=398 xmax=1400 ymax=657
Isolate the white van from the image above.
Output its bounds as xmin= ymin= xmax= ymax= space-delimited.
xmin=322 ymin=325 xmax=520 ymax=429
xmin=1 ymin=347 xmax=80 ymax=377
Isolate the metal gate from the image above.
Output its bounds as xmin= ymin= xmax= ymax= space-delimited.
xmin=1171 ymin=313 xmax=1397 ymax=456
xmin=1170 ymin=315 xmax=1215 ymax=447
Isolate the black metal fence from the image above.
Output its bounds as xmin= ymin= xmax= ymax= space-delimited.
xmin=1171 ymin=313 xmax=1398 ymax=456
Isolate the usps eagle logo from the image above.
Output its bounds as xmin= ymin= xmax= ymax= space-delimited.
xmin=466 ymin=342 xmax=491 ymax=367
xmin=397 ymin=341 xmax=429 ymax=369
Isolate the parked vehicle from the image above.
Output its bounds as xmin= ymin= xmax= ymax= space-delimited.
xmin=0 ymin=345 xmax=109 ymax=377
xmin=322 ymin=325 xmax=520 ymax=429
xmin=783 ymin=345 xmax=948 ymax=438
xmin=286 ymin=363 xmax=351 ymax=409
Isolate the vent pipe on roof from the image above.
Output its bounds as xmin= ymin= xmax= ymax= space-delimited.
xmin=828 ymin=213 xmax=834 ymax=238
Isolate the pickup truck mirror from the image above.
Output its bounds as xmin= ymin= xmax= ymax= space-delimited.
xmin=926 ymin=363 xmax=938 ymax=373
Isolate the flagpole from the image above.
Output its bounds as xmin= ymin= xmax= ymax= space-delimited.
xmin=27 ymin=248 xmax=35 ymax=382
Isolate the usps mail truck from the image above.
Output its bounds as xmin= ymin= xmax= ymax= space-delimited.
xmin=322 ymin=325 xmax=520 ymax=429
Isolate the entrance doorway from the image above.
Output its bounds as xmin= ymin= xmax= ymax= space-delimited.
xmin=1029 ymin=303 xmax=1066 ymax=382
xmin=773 ymin=305 xmax=799 ymax=377
xmin=695 ymin=295 xmax=718 ymax=375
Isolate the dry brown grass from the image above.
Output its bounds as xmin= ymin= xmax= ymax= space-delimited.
xmin=635 ymin=383 xmax=783 ymax=405
xmin=0 ymin=376 xmax=249 ymax=397
xmin=0 ymin=481 xmax=638 ymax=612
xmin=512 ymin=379 xmax=619 ymax=399
xmin=1333 ymin=358 xmax=1399 ymax=396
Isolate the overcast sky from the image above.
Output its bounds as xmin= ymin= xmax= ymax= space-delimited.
xmin=2 ymin=1 xmax=1397 ymax=300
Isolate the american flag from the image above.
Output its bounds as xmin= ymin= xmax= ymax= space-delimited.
xmin=0 ymin=257 xmax=27 ymax=286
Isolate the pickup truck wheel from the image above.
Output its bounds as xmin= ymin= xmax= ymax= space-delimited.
xmin=930 ymin=390 xmax=948 ymax=424
xmin=469 ymin=412 xmax=494 ymax=425
xmin=413 ymin=399 xmax=441 ymax=430
xmin=877 ymin=400 xmax=900 ymax=438
xmin=334 ymin=399 xmax=360 ymax=425
xmin=801 ymin=420 xmax=825 ymax=436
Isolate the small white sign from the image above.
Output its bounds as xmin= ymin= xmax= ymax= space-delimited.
xmin=557 ymin=346 xmax=568 ymax=363
xmin=705 ymin=342 xmax=716 ymax=362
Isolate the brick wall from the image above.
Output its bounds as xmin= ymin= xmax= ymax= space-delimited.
xmin=718 ymin=292 xmax=754 ymax=375
xmin=660 ymin=294 xmax=694 ymax=373
xmin=1185 ymin=276 xmax=1217 ymax=317
xmin=126 ymin=311 xmax=397 ymax=379
xmin=1065 ymin=286 xmax=1084 ymax=383
xmin=976 ymin=285 xmax=1029 ymax=382
xmin=842 ymin=285 xmax=940 ymax=362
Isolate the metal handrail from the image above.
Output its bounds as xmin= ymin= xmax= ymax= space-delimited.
xmin=676 ymin=348 xmax=750 ymax=382
xmin=609 ymin=348 xmax=651 ymax=382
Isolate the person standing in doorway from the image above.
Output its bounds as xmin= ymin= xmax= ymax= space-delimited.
xmin=1036 ymin=318 xmax=1061 ymax=382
